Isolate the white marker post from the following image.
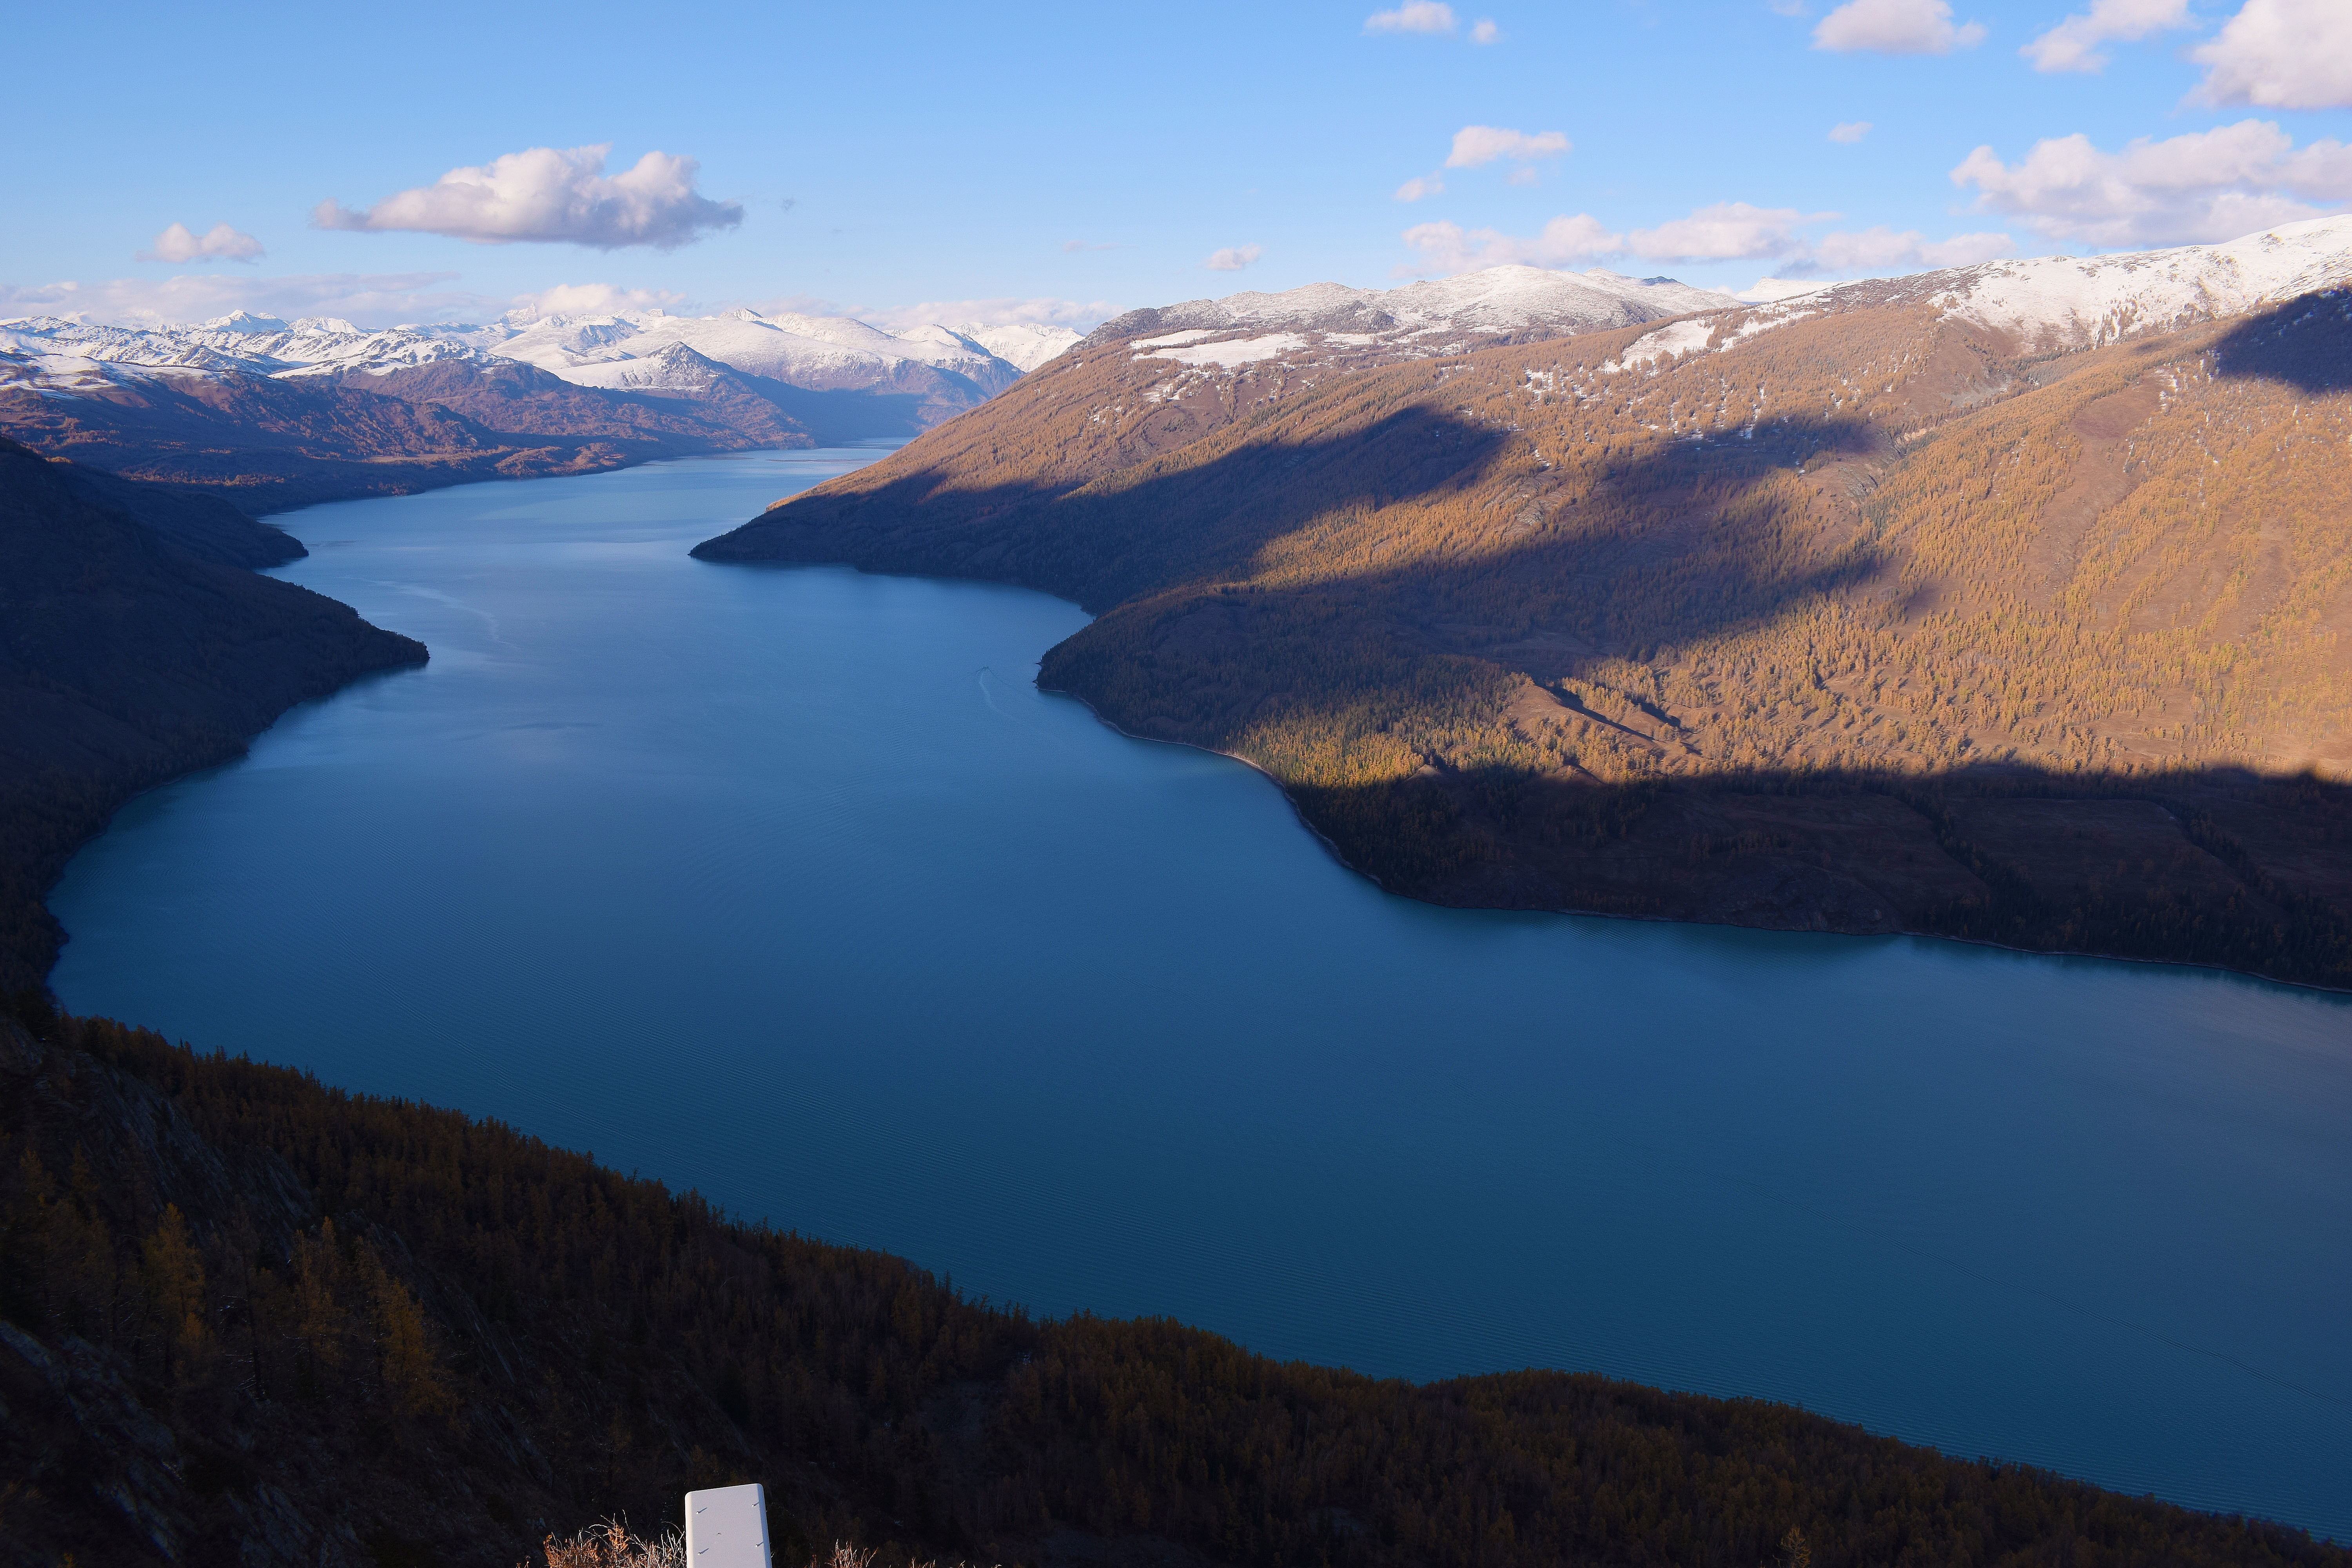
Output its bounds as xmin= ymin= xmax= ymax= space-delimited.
xmin=685 ymin=1483 xmax=772 ymax=1568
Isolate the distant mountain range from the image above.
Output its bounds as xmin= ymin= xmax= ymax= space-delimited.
xmin=697 ymin=216 xmax=2352 ymax=987
xmin=0 ymin=305 xmax=1085 ymax=510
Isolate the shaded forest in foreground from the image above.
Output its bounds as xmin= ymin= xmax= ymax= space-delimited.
xmin=5 ymin=1008 xmax=2346 ymax=1568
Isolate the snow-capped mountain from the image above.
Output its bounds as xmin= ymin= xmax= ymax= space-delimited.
xmin=0 ymin=304 xmax=1060 ymax=502
xmin=1737 ymin=215 xmax=2352 ymax=354
xmin=1090 ymin=265 xmax=1741 ymax=367
xmin=487 ymin=307 xmax=1024 ymax=398
xmin=0 ymin=312 xmax=497 ymax=387
xmin=0 ymin=305 xmax=1040 ymax=403
xmin=1603 ymin=216 xmax=2352 ymax=376
xmin=951 ymin=322 xmax=1085 ymax=373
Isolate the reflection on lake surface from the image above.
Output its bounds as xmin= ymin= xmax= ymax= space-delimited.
xmin=51 ymin=448 xmax=2352 ymax=1541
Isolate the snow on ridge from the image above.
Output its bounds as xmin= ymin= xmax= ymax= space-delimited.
xmin=0 ymin=303 xmax=1043 ymax=400
xmin=1742 ymin=215 xmax=2352 ymax=351
xmin=1091 ymin=265 xmax=1739 ymax=364
xmin=1934 ymin=214 xmax=2352 ymax=348
xmin=1736 ymin=278 xmax=1832 ymax=305
xmin=1602 ymin=216 xmax=2352 ymax=375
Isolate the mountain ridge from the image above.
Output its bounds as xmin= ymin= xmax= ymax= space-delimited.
xmin=695 ymin=220 xmax=2352 ymax=987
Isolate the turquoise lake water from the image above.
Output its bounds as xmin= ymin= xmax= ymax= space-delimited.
xmin=48 ymin=448 xmax=2352 ymax=1541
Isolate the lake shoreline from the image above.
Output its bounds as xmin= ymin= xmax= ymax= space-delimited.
xmin=1048 ymin=678 xmax=2352 ymax=998
xmin=52 ymin=451 xmax=2352 ymax=1541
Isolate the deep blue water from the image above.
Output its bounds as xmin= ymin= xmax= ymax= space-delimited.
xmin=49 ymin=448 xmax=2352 ymax=1542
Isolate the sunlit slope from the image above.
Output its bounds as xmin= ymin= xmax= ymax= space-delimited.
xmin=698 ymin=290 xmax=2352 ymax=984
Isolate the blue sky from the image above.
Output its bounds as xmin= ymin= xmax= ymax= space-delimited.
xmin=6 ymin=0 xmax=2346 ymax=328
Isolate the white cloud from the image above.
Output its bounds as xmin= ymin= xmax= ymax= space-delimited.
xmin=1829 ymin=121 xmax=1873 ymax=143
xmin=1507 ymin=167 xmax=1541 ymax=187
xmin=313 ymin=145 xmax=742 ymax=250
xmin=1471 ymin=18 xmax=1501 ymax=42
xmin=1806 ymin=226 xmax=2016 ymax=269
xmin=1814 ymin=0 xmax=1985 ymax=53
xmin=1205 ymin=245 xmax=1265 ymax=271
xmin=1364 ymin=1 xmax=1457 ymax=33
xmin=1446 ymin=126 xmax=1573 ymax=168
xmin=1629 ymin=201 xmax=1813 ymax=261
xmin=1398 ymin=202 xmax=2016 ymax=280
xmin=2190 ymin=0 xmax=2352 ymax=109
xmin=0 ymin=271 xmax=481 ymax=328
xmin=1398 ymin=213 xmax=1624 ymax=273
xmin=505 ymin=282 xmax=692 ymax=320
xmin=2022 ymin=0 xmax=2190 ymax=72
xmin=860 ymin=296 xmax=1117 ymax=331
xmin=136 ymin=222 xmax=264 ymax=265
xmin=1395 ymin=174 xmax=1448 ymax=201
xmin=1952 ymin=119 xmax=2352 ymax=246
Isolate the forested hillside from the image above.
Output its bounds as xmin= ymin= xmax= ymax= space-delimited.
xmin=5 ymin=1007 xmax=2343 ymax=1568
xmin=695 ymin=289 xmax=2352 ymax=986
xmin=0 ymin=439 xmax=426 ymax=991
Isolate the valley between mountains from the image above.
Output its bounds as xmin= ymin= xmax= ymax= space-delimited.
xmin=8 ymin=229 xmax=2352 ymax=1568
xmin=697 ymin=218 xmax=2352 ymax=988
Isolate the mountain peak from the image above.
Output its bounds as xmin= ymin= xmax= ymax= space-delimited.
xmin=200 ymin=310 xmax=291 ymax=334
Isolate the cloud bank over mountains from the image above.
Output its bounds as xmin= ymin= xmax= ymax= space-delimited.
xmin=1954 ymin=120 xmax=2352 ymax=247
xmin=0 ymin=271 xmax=480 ymax=328
xmin=312 ymin=145 xmax=743 ymax=250
xmin=1398 ymin=202 xmax=2013 ymax=280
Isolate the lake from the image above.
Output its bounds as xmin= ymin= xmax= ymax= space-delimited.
xmin=49 ymin=448 xmax=2352 ymax=1542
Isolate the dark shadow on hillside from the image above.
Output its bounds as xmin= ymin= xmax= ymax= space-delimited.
xmin=0 ymin=437 xmax=427 ymax=991
xmin=1282 ymin=755 xmax=2352 ymax=990
xmin=2212 ymin=289 xmax=2352 ymax=394
xmin=695 ymin=405 xmax=1885 ymax=655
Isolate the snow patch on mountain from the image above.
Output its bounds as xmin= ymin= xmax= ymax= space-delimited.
xmin=1140 ymin=332 xmax=1308 ymax=368
xmin=1608 ymin=318 xmax=1719 ymax=370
